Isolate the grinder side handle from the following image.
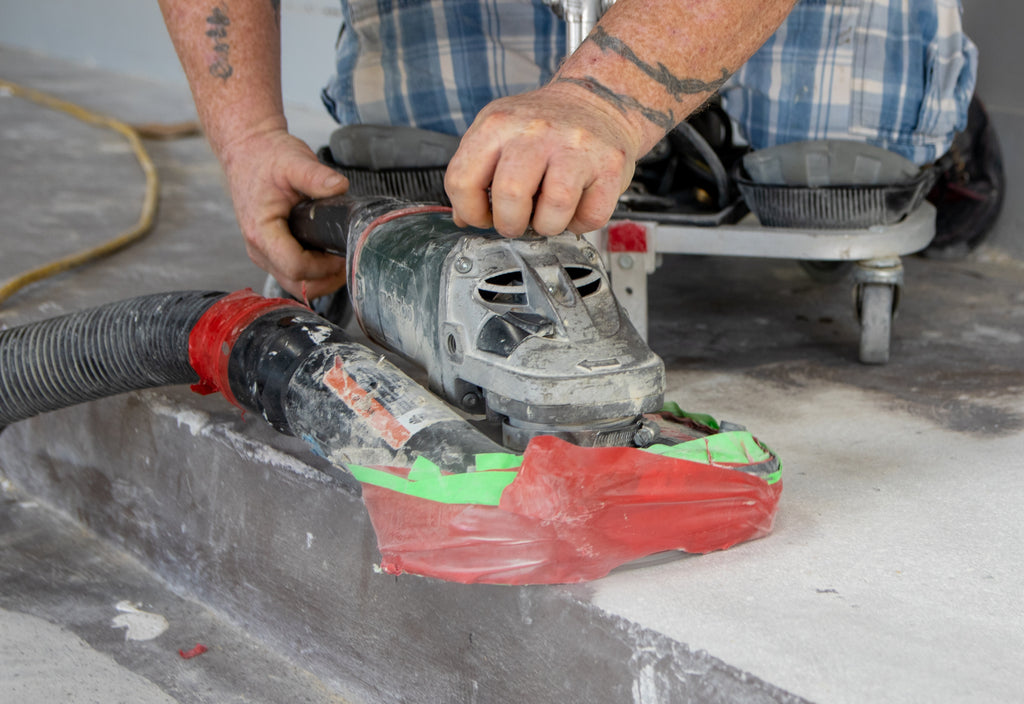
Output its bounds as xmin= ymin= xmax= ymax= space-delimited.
xmin=287 ymin=195 xmax=354 ymax=257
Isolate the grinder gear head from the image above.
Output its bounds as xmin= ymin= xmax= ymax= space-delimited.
xmin=345 ymin=209 xmax=665 ymax=451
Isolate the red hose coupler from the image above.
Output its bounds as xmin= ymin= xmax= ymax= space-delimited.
xmin=187 ymin=289 xmax=306 ymax=409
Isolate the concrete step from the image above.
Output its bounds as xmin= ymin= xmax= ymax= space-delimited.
xmin=0 ymin=390 xmax=806 ymax=703
xmin=0 ymin=475 xmax=351 ymax=704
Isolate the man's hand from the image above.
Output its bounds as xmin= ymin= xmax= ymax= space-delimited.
xmin=445 ymin=0 xmax=799 ymax=240
xmin=221 ymin=121 xmax=350 ymax=300
xmin=445 ymin=82 xmax=643 ymax=238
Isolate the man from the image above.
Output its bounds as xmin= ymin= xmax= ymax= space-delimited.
xmin=158 ymin=0 xmax=797 ymax=299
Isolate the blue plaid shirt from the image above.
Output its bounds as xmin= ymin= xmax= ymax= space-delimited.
xmin=321 ymin=0 xmax=565 ymax=137
xmin=720 ymin=0 xmax=977 ymax=165
xmin=321 ymin=0 xmax=975 ymax=165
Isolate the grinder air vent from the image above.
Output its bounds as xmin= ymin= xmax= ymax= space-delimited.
xmin=477 ymin=266 xmax=601 ymax=305
xmin=478 ymin=270 xmax=526 ymax=305
xmin=564 ymin=266 xmax=602 ymax=297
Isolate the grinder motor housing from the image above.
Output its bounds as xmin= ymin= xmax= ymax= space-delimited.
xmin=295 ymin=198 xmax=666 ymax=451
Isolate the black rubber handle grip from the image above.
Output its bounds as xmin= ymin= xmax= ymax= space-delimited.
xmin=287 ymin=194 xmax=356 ymax=257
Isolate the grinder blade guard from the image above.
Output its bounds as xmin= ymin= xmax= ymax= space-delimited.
xmin=343 ymin=206 xmax=666 ymax=451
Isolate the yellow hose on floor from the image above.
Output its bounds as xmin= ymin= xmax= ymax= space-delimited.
xmin=0 ymin=79 xmax=162 ymax=307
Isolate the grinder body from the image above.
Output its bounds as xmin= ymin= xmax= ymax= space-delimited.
xmin=291 ymin=196 xmax=665 ymax=451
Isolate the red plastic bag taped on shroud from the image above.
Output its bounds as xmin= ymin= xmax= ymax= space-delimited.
xmin=359 ymin=436 xmax=781 ymax=585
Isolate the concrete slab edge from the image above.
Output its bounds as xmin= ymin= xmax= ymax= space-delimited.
xmin=0 ymin=389 xmax=811 ymax=703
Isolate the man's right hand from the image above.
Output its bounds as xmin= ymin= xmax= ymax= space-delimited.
xmin=220 ymin=121 xmax=350 ymax=300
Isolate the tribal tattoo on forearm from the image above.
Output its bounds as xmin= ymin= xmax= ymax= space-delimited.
xmin=560 ymin=27 xmax=731 ymax=127
xmin=589 ymin=27 xmax=731 ymax=99
xmin=555 ymin=77 xmax=677 ymax=130
xmin=206 ymin=4 xmax=233 ymax=81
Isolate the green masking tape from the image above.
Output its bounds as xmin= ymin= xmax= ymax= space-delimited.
xmin=660 ymin=401 xmax=721 ymax=431
xmin=349 ymin=406 xmax=781 ymax=504
xmin=348 ymin=454 xmax=519 ymax=506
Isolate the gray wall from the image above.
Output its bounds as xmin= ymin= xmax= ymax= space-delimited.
xmin=962 ymin=0 xmax=1023 ymax=255
xmin=963 ymin=0 xmax=1023 ymax=113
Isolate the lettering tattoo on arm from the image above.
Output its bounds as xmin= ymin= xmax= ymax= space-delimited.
xmin=588 ymin=27 xmax=731 ymax=99
xmin=206 ymin=4 xmax=233 ymax=81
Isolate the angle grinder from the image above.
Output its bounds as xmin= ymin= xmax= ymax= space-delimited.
xmin=289 ymin=194 xmax=665 ymax=451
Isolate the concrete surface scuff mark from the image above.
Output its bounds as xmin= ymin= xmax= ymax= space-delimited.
xmin=632 ymin=661 xmax=660 ymax=704
xmin=964 ymin=323 xmax=1023 ymax=345
xmin=221 ymin=433 xmax=331 ymax=484
xmin=149 ymin=394 xmax=331 ymax=484
xmin=110 ymin=600 xmax=169 ymax=642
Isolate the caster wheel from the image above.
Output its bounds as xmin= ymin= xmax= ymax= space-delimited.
xmin=857 ymin=283 xmax=895 ymax=364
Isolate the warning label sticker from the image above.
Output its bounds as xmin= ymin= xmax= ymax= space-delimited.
xmin=322 ymin=356 xmax=451 ymax=450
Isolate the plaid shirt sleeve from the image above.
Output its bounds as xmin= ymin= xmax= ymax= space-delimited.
xmin=321 ymin=0 xmax=565 ymax=137
xmin=720 ymin=0 xmax=978 ymax=165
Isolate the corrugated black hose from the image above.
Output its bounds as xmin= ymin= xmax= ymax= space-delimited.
xmin=0 ymin=291 xmax=226 ymax=427
xmin=0 ymin=285 xmax=504 ymax=471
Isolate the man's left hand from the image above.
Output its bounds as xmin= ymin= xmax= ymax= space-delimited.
xmin=444 ymin=82 xmax=643 ymax=238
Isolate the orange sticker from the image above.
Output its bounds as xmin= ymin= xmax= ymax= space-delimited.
xmin=324 ymin=357 xmax=412 ymax=449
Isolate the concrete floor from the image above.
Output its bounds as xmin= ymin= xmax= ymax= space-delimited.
xmin=1 ymin=46 xmax=1022 ymax=703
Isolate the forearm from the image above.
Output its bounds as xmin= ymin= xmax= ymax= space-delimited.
xmin=555 ymin=0 xmax=798 ymax=155
xmin=158 ymin=0 xmax=349 ymax=299
xmin=158 ymin=0 xmax=285 ymax=159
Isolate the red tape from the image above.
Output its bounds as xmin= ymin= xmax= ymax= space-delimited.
xmin=179 ymin=643 xmax=208 ymax=659
xmin=360 ymin=435 xmax=782 ymax=585
xmin=188 ymin=289 xmax=307 ymax=408
xmin=608 ymin=222 xmax=648 ymax=253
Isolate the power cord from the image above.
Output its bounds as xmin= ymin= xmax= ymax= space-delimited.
xmin=0 ymin=79 xmax=198 ymax=306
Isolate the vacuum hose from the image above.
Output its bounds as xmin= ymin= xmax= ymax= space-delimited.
xmin=0 ymin=291 xmax=223 ymax=426
xmin=0 ymin=289 xmax=504 ymax=471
